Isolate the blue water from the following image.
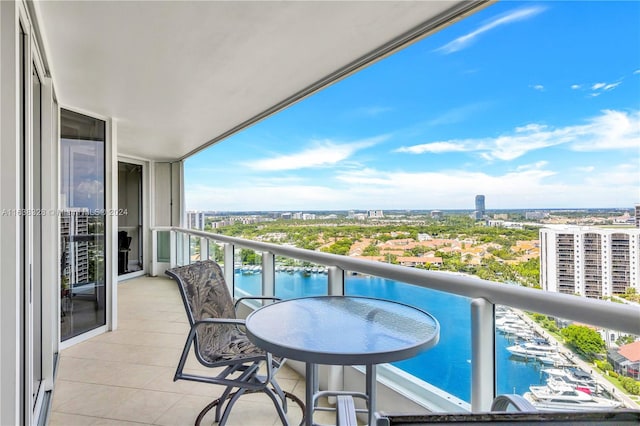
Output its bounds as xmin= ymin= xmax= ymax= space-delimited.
xmin=235 ymin=271 xmax=545 ymax=402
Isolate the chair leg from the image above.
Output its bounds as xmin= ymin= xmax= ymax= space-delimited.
xmin=263 ymin=386 xmax=290 ymax=426
xmin=216 ymin=385 xmax=237 ymax=422
xmin=219 ymin=388 xmax=248 ymax=426
xmin=270 ymin=379 xmax=288 ymax=412
xmin=194 ymin=397 xmax=221 ymax=426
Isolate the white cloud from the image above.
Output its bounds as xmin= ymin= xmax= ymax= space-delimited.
xmin=186 ymin=183 xmax=348 ymax=211
xmin=583 ymin=163 xmax=640 ymax=187
xmin=571 ymin=84 xmax=581 ymax=90
xmin=186 ymin=160 xmax=639 ymax=211
xmin=423 ymin=102 xmax=490 ymax=126
xmin=575 ymin=166 xmax=595 ymax=173
xmin=570 ymin=110 xmax=640 ymax=151
xmin=590 ymin=81 xmax=621 ymax=95
xmin=327 ymin=163 xmax=635 ymax=209
xmin=635 ymin=69 xmax=640 ymax=75
xmin=435 ymin=6 xmax=545 ymax=54
xmin=516 ymin=161 xmax=548 ymax=171
xmin=243 ymin=135 xmax=388 ymax=171
xmin=395 ymin=141 xmax=471 ymax=154
xmin=532 ymin=84 xmax=545 ymax=91
xmin=396 ymin=110 xmax=640 ymax=161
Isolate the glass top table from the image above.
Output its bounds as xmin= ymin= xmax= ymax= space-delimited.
xmin=245 ymin=296 xmax=440 ymax=425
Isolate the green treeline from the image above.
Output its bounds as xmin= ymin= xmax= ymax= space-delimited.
xmin=207 ymin=216 xmax=541 ymax=286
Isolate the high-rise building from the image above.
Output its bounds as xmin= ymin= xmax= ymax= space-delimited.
xmin=186 ymin=211 xmax=205 ymax=230
xmin=474 ymin=195 xmax=485 ymax=220
xmin=540 ymin=227 xmax=640 ymax=299
xmin=60 ymin=209 xmax=90 ymax=285
xmin=635 ymin=204 xmax=640 ymax=228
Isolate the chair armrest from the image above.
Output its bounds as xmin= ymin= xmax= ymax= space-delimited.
xmin=234 ymin=296 xmax=281 ymax=311
xmin=192 ymin=318 xmax=245 ymax=327
xmin=491 ymin=394 xmax=537 ymax=412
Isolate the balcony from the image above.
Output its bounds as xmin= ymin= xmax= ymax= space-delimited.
xmin=49 ymin=227 xmax=640 ymax=425
xmin=50 ymin=275 xmax=315 ymax=425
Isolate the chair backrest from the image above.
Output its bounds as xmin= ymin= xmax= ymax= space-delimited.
xmin=166 ymin=260 xmax=238 ymax=364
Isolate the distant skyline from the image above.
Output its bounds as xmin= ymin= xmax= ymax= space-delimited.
xmin=186 ymin=1 xmax=640 ymax=211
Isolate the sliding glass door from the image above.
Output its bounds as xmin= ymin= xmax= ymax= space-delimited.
xmin=59 ymin=109 xmax=106 ymax=341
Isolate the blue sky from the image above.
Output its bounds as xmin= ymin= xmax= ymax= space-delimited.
xmin=186 ymin=1 xmax=640 ymax=212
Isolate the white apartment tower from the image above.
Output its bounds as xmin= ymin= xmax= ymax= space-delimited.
xmin=186 ymin=210 xmax=206 ymax=230
xmin=540 ymin=227 xmax=640 ymax=299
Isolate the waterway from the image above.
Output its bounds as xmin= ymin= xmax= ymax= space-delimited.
xmin=235 ymin=271 xmax=546 ymax=403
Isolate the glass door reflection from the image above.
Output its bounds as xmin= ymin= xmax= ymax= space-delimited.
xmin=60 ymin=109 xmax=106 ymax=341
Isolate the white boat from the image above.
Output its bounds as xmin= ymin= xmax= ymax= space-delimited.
xmin=507 ymin=340 xmax=559 ymax=360
xmin=537 ymin=353 xmax=568 ymax=366
xmin=524 ymin=378 xmax=620 ymax=411
xmin=496 ymin=318 xmax=529 ymax=334
xmin=496 ymin=310 xmax=520 ymax=321
xmin=513 ymin=329 xmax=537 ymax=340
xmin=542 ymin=367 xmax=598 ymax=394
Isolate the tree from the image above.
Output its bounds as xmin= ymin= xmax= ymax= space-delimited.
xmin=321 ymin=238 xmax=353 ymax=256
xmin=560 ymin=324 xmax=605 ymax=360
xmin=239 ymin=248 xmax=260 ymax=265
xmin=362 ymin=244 xmax=380 ymax=256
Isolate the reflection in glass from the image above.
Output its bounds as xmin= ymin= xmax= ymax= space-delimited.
xmin=59 ymin=109 xmax=106 ymax=341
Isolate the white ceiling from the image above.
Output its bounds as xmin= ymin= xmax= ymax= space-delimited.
xmin=34 ymin=1 xmax=487 ymax=161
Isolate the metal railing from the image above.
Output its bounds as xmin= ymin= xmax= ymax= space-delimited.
xmin=152 ymin=226 xmax=640 ymax=411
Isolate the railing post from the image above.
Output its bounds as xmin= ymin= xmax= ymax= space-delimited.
xmin=327 ymin=266 xmax=345 ymax=296
xmin=262 ymin=252 xmax=275 ymax=300
xmin=327 ymin=266 xmax=346 ymax=404
xmin=471 ymin=297 xmax=495 ymax=412
xmin=151 ymin=229 xmax=157 ymax=276
xmin=183 ymin=234 xmax=191 ymax=264
xmin=200 ymin=237 xmax=209 ymax=261
xmin=223 ymin=243 xmax=235 ymax=296
xmin=169 ymin=230 xmax=176 ymax=267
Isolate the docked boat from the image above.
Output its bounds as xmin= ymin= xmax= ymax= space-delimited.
xmin=542 ymin=367 xmax=598 ymax=394
xmin=507 ymin=340 xmax=559 ymax=360
xmin=524 ymin=378 xmax=620 ymax=411
xmin=537 ymin=353 xmax=568 ymax=366
xmin=496 ymin=317 xmax=529 ymax=334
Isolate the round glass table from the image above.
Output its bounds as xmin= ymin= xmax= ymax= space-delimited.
xmin=245 ymin=296 xmax=440 ymax=425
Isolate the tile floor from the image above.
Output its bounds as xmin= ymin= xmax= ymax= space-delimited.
xmin=49 ymin=276 xmax=338 ymax=426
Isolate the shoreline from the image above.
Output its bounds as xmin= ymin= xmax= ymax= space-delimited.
xmin=512 ymin=307 xmax=639 ymax=409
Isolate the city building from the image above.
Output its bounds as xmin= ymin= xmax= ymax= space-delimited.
xmin=608 ymin=341 xmax=640 ymax=380
xmin=636 ymin=204 xmax=640 ymax=228
xmin=430 ymin=210 xmax=443 ymax=219
xmin=540 ymin=227 xmax=640 ymax=299
xmin=60 ymin=209 xmax=90 ymax=286
xmin=526 ymin=211 xmax=549 ymax=220
xmin=186 ymin=210 xmax=205 ymax=230
xmin=474 ymin=194 xmax=485 ymax=220
xmin=368 ymin=210 xmax=384 ymax=218
xmin=293 ymin=212 xmax=316 ymax=220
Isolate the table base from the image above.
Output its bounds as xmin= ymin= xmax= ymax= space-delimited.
xmin=305 ymin=364 xmax=377 ymax=426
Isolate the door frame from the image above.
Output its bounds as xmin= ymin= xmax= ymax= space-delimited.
xmin=117 ymin=156 xmax=149 ymax=281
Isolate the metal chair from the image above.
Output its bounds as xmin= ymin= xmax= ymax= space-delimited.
xmin=166 ymin=260 xmax=303 ymax=425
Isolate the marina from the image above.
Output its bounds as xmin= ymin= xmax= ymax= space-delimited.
xmin=524 ymin=378 xmax=621 ymax=411
xmin=233 ymin=269 xmax=625 ymax=408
